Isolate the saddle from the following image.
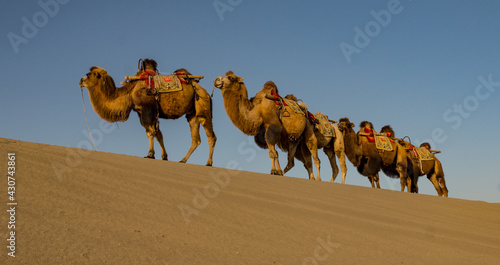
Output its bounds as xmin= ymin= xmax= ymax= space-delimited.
xmin=268 ymin=91 xmax=305 ymax=117
xmin=409 ymin=145 xmax=434 ymax=161
xmin=138 ymin=70 xmax=186 ymax=94
xmin=314 ymin=112 xmax=335 ymax=137
xmin=359 ymin=128 xmax=394 ymax=151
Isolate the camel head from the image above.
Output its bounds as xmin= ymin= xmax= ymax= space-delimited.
xmin=337 ymin=117 xmax=355 ymax=134
xmin=213 ymin=71 xmax=244 ymax=90
xmin=80 ymin=66 xmax=116 ymax=93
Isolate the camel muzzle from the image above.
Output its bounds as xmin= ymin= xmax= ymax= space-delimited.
xmin=79 ymin=77 xmax=87 ymax=89
xmin=213 ymin=76 xmax=223 ymax=89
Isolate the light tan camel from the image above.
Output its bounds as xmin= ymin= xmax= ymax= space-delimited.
xmin=79 ymin=60 xmax=216 ymax=166
xmin=277 ymin=97 xmax=347 ymax=183
xmin=213 ymin=71 xmax=321 ymax=180
xmin=337 ymin=118 xmax=409 ymax=191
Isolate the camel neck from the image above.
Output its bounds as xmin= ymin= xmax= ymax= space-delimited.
xmin=343 ymin=129 xmax=363 ymax=167
xmin=86 ymin=80 xmax=133 ymax=123
xmin=221 ymin=87 xmax=262 ymax=135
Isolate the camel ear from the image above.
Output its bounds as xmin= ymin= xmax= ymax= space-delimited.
xmin=238 ymin=77 xmax=244 ymax=83
xmin=351 ymin=123 xmax=355 ymax=127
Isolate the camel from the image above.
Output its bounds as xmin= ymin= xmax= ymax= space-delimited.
xmin=276 ymin=97 xmax=348 ymax=183
xmin=213 ymin=71 xmax=321 ymax=180
xmin=337 ymin=118 xmax=409 ymax=191
xmin=79 ymin=59 xmax=216 ymax=166
xmin=395 ymin=140 xmax=449 ymax=197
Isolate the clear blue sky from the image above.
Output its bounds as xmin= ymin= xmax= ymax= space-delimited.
xmin=1 ymin=0 xmax=499 ymax=202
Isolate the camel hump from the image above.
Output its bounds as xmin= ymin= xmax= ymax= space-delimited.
xmin=263 ymin=81 xmax=278 ymax=93
xmin=380 ymin=125 xmax=395 ymax=138
xmin=174 ymin=68 xmax=192 ymax=75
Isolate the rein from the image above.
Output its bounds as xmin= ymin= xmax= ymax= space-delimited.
xmin=80 ymin=87 xmax=99 ymax=151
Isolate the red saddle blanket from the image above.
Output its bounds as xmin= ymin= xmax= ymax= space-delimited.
xmin=139 ymin=70 xmax=187 ymax=89
xmin=361 ymin=128 xmax=394 ymax=143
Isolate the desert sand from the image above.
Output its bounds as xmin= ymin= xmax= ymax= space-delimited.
xmin=1 ymin=137 xmax=499 ymax=264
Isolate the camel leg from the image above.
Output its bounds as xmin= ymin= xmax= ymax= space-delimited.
xmin=413 ymin=179 xmax=419 ymax=193
xmin=438 ymin=176 xmax=448 ymax=197
xmin=428 ymin=174 xmax=443 ymax=197
xmin=139 ymin=109 xmax=160 ymax=159
xmin=145 ymin=129 xmax=156 ymax=159
xmin=192 ymin=83 xmax=216 ymax=166
xmin=323 ymin=146 xmax=338 ymax=183
xmin=297 ymin=141 xmax=315 ymax=180
xmin=155 ymin=128 xmax=168 ymax=160
xmin=265 ymin=127 xmax=282 ymax=175
xmin=199 ymin=116 xmax=217 ymax=166
xmin=401 ymin=176 xmax=411 ymax=192
xmin=336 ymin=150 xmax=347 ymax=184
xmin=283 ymin=140 xmax=299 ymax=175
xmin=374 ymin=173 xmax=381 ymax=189
xmin=305 ymin=134 xmax=321 ymax=181
xmin=180 ymin=114 xmax=201 ymax=164
xmin=294 ymin=142 xmax=315 ymax=180
xmin=367 ymin=175 xmax=376 ymax=188
xmin=268 ymin=146 xmax=282 ymax=175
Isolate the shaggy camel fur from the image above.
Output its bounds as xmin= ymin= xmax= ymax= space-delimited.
xmin=79 ymin=60 xmax=216 ymax=166
xmin=213 ymin=71 xmax=321 ymax=180
xmin=337 ymin=118 xmax=409 ymax=191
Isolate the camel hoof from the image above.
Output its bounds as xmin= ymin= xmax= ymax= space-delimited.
xmin=144 ymin=155 xmax=155 ymax=159
xmin=179 ymin=160 xmax=187 ymax=163
xmin=205 ymin=163 xmax=213 ymax=167
xmin=316 ymin=178 xmax=322 ymax=181
xmin=270 ymin=170 xmax=283 ymax=176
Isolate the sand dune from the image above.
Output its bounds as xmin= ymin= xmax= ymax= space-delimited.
xmin=1 ymin=138 xmax=499 ymax=264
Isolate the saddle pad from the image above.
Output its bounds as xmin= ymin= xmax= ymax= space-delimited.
xmin=416 ymin=147 xmax=434 ymax=160
xmin=153 ymin=74 xmax=183 ymax=93
xmin=374 ymin=134 xmax=393 ymax=151
xmin=282 ymin=97 xmax=305 ymax=115
xmin=314 ymin=113 xmax=335 ymax=137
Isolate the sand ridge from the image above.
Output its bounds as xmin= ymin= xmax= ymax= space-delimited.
xmin=0 ymin=138 xmax=499 ymax=264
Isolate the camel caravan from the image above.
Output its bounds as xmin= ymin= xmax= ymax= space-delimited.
xmin=79 ymin=59 xmax=448 ymax=197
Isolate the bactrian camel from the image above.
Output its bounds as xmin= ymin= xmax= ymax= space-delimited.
xmin=277 ymin=96 xmax=348 ymax=183
xmin=79 ymin=59 xmax=216 ymax=166
xmin=395 ymin=139 xmax=449 ymax=197
xmin=337 ymin=118 xmax=409 ymax=191
xmin=213 ymin=71 xmax=321 ymax=180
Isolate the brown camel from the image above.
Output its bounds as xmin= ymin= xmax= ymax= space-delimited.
xmin=337 ymin=118 xmax=409 ymax=191
xmin=395 ymin=139 xmax=449 ymax=197
xmin=213 ymin=71 xmax=321 ymax=180
xmin=277 ymin=97 xmax=347 ymax=183
xmin=79 ymin=59 xmax=216 ymax=166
